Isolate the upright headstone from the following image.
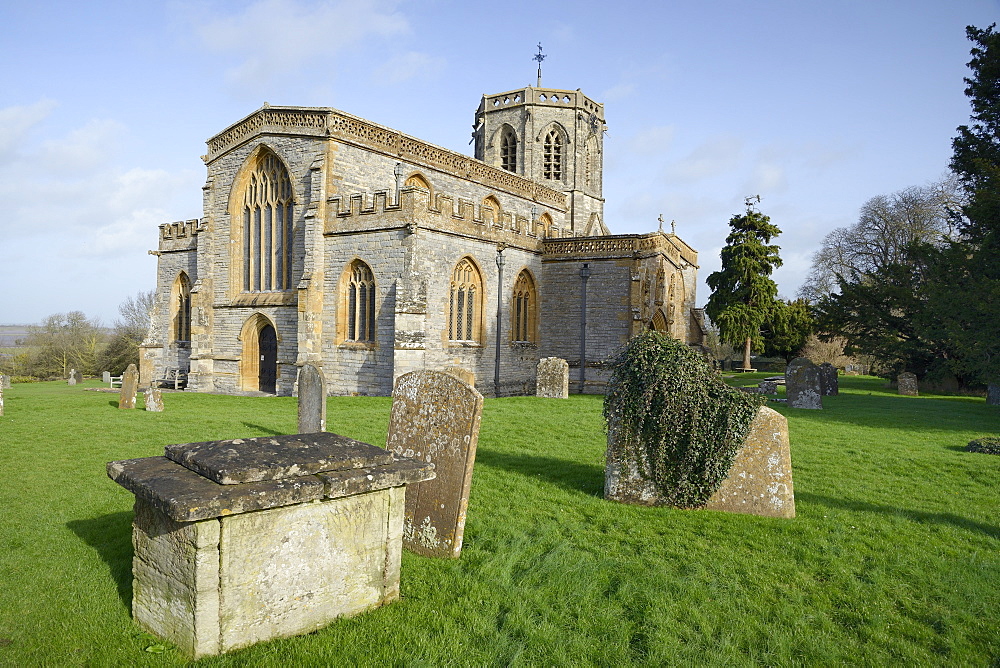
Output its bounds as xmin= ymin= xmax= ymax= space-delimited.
xmin=144 ymin=387 xmax=164 ymax=412
xmin=297 ymin=363 xmax=326 ymax=433
xmin=786 ymin=357 xmax=822 ymax=409
xmin=819 ymin=363 xmax=839 ymax=396
xmin=0 ymin=374 xmax=10 ymax=389
xmin=386 ymin=370 xmax=483 ymax=558
xmin=988 ymin=383 xmax=1000 ymax=406
xmin=536 ymin=357 xmax=569 ymax=398
xmin=897 ymin=372 xmax=919 ymax=396
xmin=119 ymin=364 xmax=140 ymax=409
xmin=67 ymin=369 xmax=77 ymax=386
xmin=102 ymin=371 xmax=112 ymax=383
xmin=0 ymin=385 xmax=4 ymax=416
xmin=759 ymin=380 xmax=778 ymax=394
xmin=73 ymin=370 xmax=83 ymax=384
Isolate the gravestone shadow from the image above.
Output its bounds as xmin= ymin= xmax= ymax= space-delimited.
xmin=796 ymin=492 xmax=1000 ymax=539
xmin=242 ymin=422 xmax=285 ymax=436
xmin=67 ymin=511 xmax=133 ymax=609
xmin=474 ymin=449 xmax=605 ymax=497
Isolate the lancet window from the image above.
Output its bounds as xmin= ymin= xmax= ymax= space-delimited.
xmin=511 ymin=270 xmax=537 ymax=343
xmin=543 ymin=129 xmax=562 ymax=180
xmin=345 ymin=260 xmax=377 ymax=343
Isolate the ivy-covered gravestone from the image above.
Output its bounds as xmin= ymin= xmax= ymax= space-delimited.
xmin=604 ymin=332 xmax=795 ymax=517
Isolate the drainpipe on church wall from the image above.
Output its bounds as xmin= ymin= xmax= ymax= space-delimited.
xmin=579 ymin=263 xmax=591 ymax=393
xmin=494 ymin=244 xmax=506 ymax=398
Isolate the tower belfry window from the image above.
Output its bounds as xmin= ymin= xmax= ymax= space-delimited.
xmin=543 ymin=130 xmax=562 ymax=180
xmin=500 ymin=127 xmax=517 ymax=172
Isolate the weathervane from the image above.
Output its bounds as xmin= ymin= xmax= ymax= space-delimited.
xmin=534 ymin=43 xmax=546 ymax=87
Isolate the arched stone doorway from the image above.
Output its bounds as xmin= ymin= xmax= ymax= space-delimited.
xmin=239 ymin=314 xmax=279 ymax=393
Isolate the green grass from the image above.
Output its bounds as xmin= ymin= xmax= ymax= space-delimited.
xmin=1 ymin=377 xmax=998 ymax=666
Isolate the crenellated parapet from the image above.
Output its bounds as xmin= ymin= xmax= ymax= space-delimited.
xmin=206 ymin=106 xmax=567 ymax=210
xmin=323 ymin=186 xmax=573 ymax=249
xmin=158 ymin=219 xmax=203 ymax=252
xmin=542 ymin=232 xmax=698 ymax=268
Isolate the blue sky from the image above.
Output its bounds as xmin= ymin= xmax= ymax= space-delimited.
xmin=1 ymin=0 xmax=997 ymax=325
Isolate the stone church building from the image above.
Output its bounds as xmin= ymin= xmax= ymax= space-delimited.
xmin=141 ymin=81 xmax=704 ymax=397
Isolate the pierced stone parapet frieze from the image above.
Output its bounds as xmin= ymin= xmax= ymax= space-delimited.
xmin=207 ymin=109 xmax=328 ymax=158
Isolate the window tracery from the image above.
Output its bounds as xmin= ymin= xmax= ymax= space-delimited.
xmin=448 ymin=258 xmax=483 ymax=343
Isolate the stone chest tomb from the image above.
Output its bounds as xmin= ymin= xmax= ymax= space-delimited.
xmin=108 ymin=432 xmax=434 ymax=658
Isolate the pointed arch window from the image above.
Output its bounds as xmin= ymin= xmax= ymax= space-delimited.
xmin=543 ymin=129 xmax=562 ymax=180
xmin=500 ymin=127 xmax=517 ymax=172
xmin=512 ymin=270 xmax=537 ymax=343
xmin=242 ymin=153 xmax=293 ymax=292
xmin=448 ymin=258 xmax=483 ymax=343
xmin=345 ymin=260 xmax=377 ymax=343
xmin=171 ymin=273 xmax=192 ymax=343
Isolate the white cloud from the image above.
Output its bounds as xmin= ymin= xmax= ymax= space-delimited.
xmin=197 ymin=0 xmax=409 ymax=89
xmin=0 ymin=100 xmax=57 ymax=164
xmin=665 ymin=136 xmax=743 ymax=182
xmin=600 ymin=83 xmax=635 ymax=102
xmin=375 ymin=51 xmax=445 ymax=84
xmin=628 ymin=125 xmax=675 ymax=155
xmin=743 ymin=161 xmax=786 ymax=194
xmin=38 ymin=119 xmax=129 ymax=173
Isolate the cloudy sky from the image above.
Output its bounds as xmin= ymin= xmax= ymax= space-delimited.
xmin=1 ymin=0 xmax=996 ymax=325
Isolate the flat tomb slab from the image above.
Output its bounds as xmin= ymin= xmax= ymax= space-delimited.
xmin=164 ymin=432 xmax=394 ymax=485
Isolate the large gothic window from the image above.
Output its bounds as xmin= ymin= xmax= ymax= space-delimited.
xmin=344 ymin=260 xmax=377 ymax=343
xmin=511 ymin=270 xmax=537 ymax=343
xmin=448 ymin=258 xmax=483 ymax=343
xmin=543 ymin=129 xmax=562 ymax=180
xmin=242 ymin=153 xmax=293 ymax=293
xmin=500 ymin=127 xmax=517 ymax=172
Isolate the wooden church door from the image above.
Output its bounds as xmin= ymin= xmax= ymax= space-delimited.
xmin=258 ymin=324 xmax=277 ymax=393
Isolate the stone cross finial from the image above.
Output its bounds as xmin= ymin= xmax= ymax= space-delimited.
xmin=534 ymin=43 xmax=546 ymax=87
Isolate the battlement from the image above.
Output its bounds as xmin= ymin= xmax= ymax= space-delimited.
xmin=478 ymin=87 xmax=604 ymax=122
xmin=206 ymin=105 xmax=567 ymax=209
xmin=324 ymin=186 xmax=574 ymax=246
xmin=158 ymin=219 xmax=202 ymax=252
xmin=543 ymin=232 xmax=698 ymax=268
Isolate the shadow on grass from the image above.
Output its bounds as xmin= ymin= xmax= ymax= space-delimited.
xmin=475 ymin=449 xmax=604 ymax=497
xmin=67 ymin=512 xmax=133 ymax=610
xmin=797 ymin=492 xmax=1000 ymax=539
xmin=242 ymin=422 xmax=287 ymax=436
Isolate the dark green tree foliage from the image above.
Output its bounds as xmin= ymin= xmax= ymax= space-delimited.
xmin=705 ymin=199 xmax=783 ymax=370
xmin=762 ymin=298 xmax=814 ymax=363
xmin=603 ymin=332 xmax=765 ymax=508
xmin=927 ymin=23 xmax=1000 ymax=388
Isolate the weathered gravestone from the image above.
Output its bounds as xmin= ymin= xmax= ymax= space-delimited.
xmin=144 ymin=387 xmax=164 ymax=412
xmin=108 ymin=433 xmax=434 ymax=658
xmin=897 ymin=372 xmax=919 ymax=396
xmin=786 ymin=357 xmax=822 ymax=409
xmin=0 ymin=374 xmax=10 ymax=390
xmin=0 ymin=385 xmax=4 ymax=416
xmin=102 ymin=371 xmax=112 ymax=383
xmin=297 ymin=364 xmax=326 ymax=433
xmin=819 ymin=362 xmax=839 ymax=396
xmin=605 ymin=405 xmax=795 ymax=518
xmin=386 ymin=370 xmax=483 ymax=558
xmin=759 ymin=380 xmax=778 ymax=394
xmin=989 ymin=383 xmax=1000 ymax=406
xmin=536 ymin=357 xmax=569 ymax=398
xmin=119 ymin=364 xmax=140 ymax=409
xmin=68 ymin=369 xmax=78 ymax=385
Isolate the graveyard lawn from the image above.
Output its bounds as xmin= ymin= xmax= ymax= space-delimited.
xmin=0 ymin=377 xmax=998 ymax=665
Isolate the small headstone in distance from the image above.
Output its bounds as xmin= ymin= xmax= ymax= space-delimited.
xmin=144 ymin=387 xmax=164 ymax=412
xmin=68 ymin=369 xmax=77 ymax=386
xmin=988 ymin=383 xmax=1000 ymax=406
xmin=759 ymin=380 xmax=778 ymax=394
xmin=103 ymin=371 xmax=112 ymax=383
xmin=785 ymin=357 xmax=822 ymax=409
xmin=0 ymin=374 xmax=10 ymax=390
xmin=387 ymin=370 xmax=483 ymax=558
xmin=536 ymin=357 xmax=569 ymax=398
xmin=73 ymin=370 xmax=83 ymax=384
xmin=297 ymin=364 xmax=326 ymax=433
xmin=0 ymin=386 xmax=4 ymax=417
xmin=819 ymin=363 xmax=838 ymax=396
xmin=119 ymin=364 xmax=140 ymax=409
xmin=897 ymin=372 xmax=918 ymax=396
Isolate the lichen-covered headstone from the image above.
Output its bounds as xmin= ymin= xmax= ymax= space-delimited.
xmin=119 ymin=364 xmax=139 ymax=409
xmin=386 ymin=370 xmax=483 ymax=558
xmin=68 ymin=369 xmax=78 ymax=386
xmin=144 ymin=387 xmax=164 ymax=412
xmin=759 ymin=380 xmax=778 ymax=394
xmin=897 ymin=372 xmax=919 ymax=396
xmin=786 ymin=357 xmax=822 ymax=409
xmin=297 ymin=363 xmax=326 ymax=433
xmin=703 ymin=406 xmax=795 ymax=518
xmin=536 ymin=357 xmax=569 ymax=398
xmin=819 ymin=363 xmax=838 ymax=396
